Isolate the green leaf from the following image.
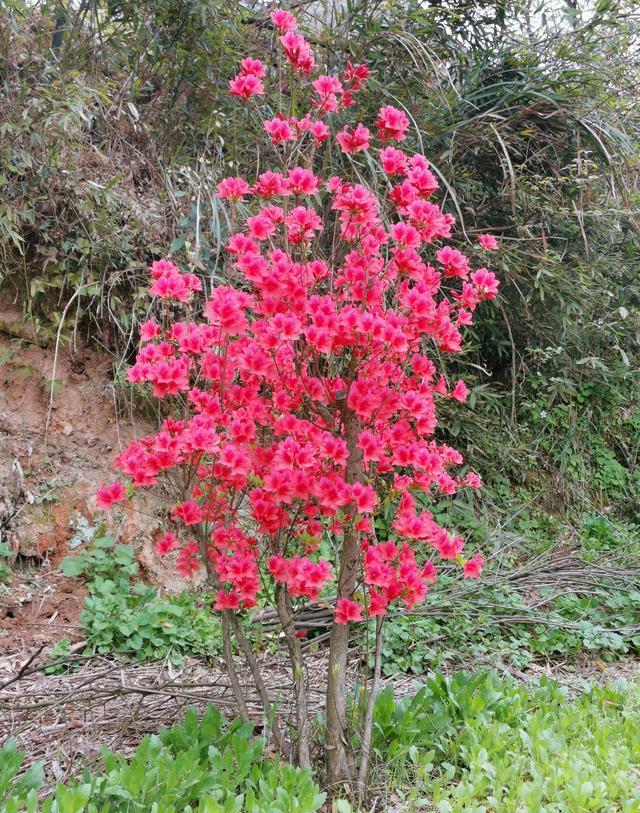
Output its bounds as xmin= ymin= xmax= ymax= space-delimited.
xmin=60 ymin=556 xmax=87 ymax=577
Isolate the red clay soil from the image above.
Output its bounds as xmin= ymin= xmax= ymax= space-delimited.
xmin=1 ymin=572 xmax=87 ymax=655
xmin=0 ymin=315 xmax=171 ymax=660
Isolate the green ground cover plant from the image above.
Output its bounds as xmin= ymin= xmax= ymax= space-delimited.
xmin=377 ymin=579 xmax=640 ymax=676
xmin=59 ymin=536 xmax=221 ymax=664
xmin=371 ymin=671 xmax=640 ymax=812
xmin=6 ymin=673 xmax=638 ymax=812
xmin=0 ymin=706 xmax=324 ymax=813
xmin=0 ymin=543 xmax=13 ymax=585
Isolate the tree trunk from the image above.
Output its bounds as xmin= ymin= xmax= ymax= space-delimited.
xmin=325 ymin=409 xmax=363 ymax=793
xmin=196 ymin=532 xmax=285 ymax=754
xmin=221 ymin=611 xmax=250 ymax=722
xmin=194 ymin=534 xmax=251 ymax=725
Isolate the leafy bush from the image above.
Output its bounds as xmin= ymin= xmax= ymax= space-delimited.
xmin=60 ymin=536 xmax=221 ymax=664
xmin=580 ymin=514 xmax=640 ymax=563
xmin=60 ymin=536 xmax=139 ymax=584
xmin=0 ymin=741 xmax=44 ymax=813
xmin=372 ymin=671 xmax=640 ymax=812
xmin=81 ymin=578 xmax=221 ymax=663
xmin=0 ymin=706 xmax=325 ymax=812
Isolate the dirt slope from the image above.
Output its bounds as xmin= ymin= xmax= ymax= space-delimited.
xmin=0 ymin=317 xmax=171 ymax=656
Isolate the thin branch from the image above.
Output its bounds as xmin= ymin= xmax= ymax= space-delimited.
xmin=226 ymin=612 xmax=289 ymax=759
xmin=357 ymin=615 xmax=384 ymax=805
xmin=275 ymin=584 xmax=311 ymax=768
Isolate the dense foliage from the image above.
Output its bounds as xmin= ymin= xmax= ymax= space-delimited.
xmin=59 ymin=536 xmax=221 ymax=664
xmin=372 ymin=670 xmax=640 ymax=811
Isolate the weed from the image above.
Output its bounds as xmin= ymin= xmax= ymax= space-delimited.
xmin=377 ymin=572 xmax=640 ymax=676
xmin=81 ymin=579 xmax=221 ymax=663
xmin=0 ymin=543 xmax=13 ymax=586
xmin=43 ymin=638 xmax=74 ymax=676
xmin=60 ymin=535 xmax=138 ymax=584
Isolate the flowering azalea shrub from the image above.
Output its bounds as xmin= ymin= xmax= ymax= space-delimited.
xmin=97 ymin=6 xmax=499 ymax=794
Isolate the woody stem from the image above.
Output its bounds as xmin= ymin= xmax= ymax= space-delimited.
xmin=275 ymin=584 xmax=311 ymax=769
xmin=356 ymin=615 xmax=384 ymax=804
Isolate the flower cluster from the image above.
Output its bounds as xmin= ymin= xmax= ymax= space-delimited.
xmin=99 ymin=8 xmax=498 ymax=625
xmin=148 ymin=259 xmax=201 ymax=303
xmin=229 ymin=57 xmax=266 ymax=100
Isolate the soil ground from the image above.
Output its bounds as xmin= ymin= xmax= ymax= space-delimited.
xmin=0 ymin=320 xmax=169 ymax=657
